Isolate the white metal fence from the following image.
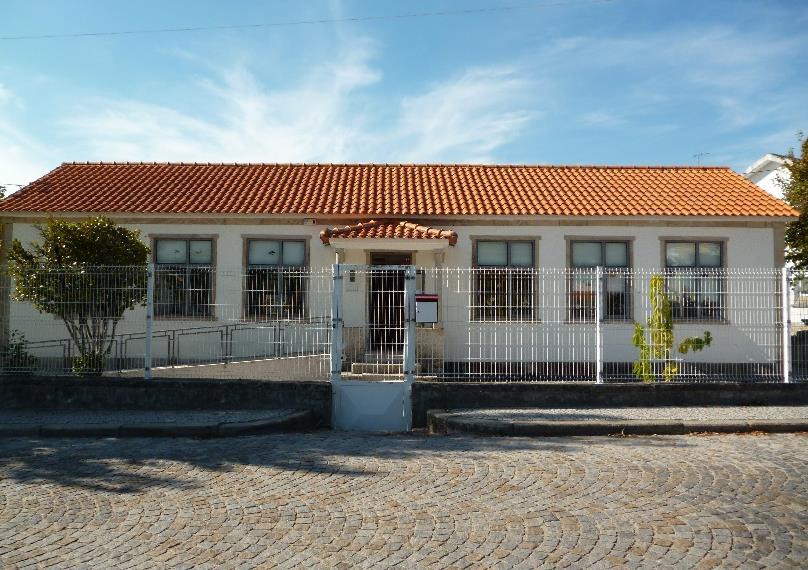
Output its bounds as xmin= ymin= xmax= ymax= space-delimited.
xmin=1 ymin=265 xmax=332 ymax=380
xmin=412 ymin=267 xmax=791 ymax=383
xmin=0 ymin=264 xmax=804 ymax=383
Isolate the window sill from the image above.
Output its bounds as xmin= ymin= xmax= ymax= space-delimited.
xmin=672 ymin=319 xmax=729 ymax=326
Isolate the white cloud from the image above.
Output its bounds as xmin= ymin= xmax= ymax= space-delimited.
xmin=54 ymin=41 xmax=534 ymax=166
xmin=0 ymin=83 xmax=13 ymax=106
xmin=62 ymin=39 xmax=381 ymax=163
xmin=579 ymin=111 xmax=624 ymax=128
xmin=540 ymin=24 xmax=808 ymax=165
xmin=0 ymin=84 xmax=54 ymax=191
xmin=391 ymin=67 xmax=535 ymax=163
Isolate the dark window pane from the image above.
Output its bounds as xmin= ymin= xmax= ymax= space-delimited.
xmin=568 ymin=272 xmax=596 ymax=321
xmin=282 ymin=272 xmax=306 ymax=318
xmin=511 ymin=270 xmax=534 ymax=320
xmin=474 ymin=270 xmax=508 ymax=320
xmin=245 ymin=267 xmax=308 ymax=320
xmin=154 ymin=267 xmax=187 ymax=317
xmin=604 ymin=273 xmax=629 ymax=319
xmin=154 ymin=265 xmax=213 ymax=318
xmin=187 ymin=267 xmax=213 ymax=316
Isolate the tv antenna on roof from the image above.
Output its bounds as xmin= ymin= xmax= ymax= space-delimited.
xmin=693 ymin=152 xmax=711 ymax=166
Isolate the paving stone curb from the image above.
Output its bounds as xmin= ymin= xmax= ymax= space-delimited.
xmin=427 ymin=410 xmax=808 ymax=437
xmin=0 ymin=410 xmax=314 ymax=438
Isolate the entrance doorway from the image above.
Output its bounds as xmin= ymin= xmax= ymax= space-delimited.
xmin=368 ymin=252 xmax=411 ymax=352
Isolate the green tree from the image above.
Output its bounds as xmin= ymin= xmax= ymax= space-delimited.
xmin=7 ymin=217 xmax=149 ymax=375
xmin=782 ymin=133 xmax=808 ymax=269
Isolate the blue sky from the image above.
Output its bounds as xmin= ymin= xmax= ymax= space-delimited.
xmin=1 ymin=0 xmax=807 ymax=189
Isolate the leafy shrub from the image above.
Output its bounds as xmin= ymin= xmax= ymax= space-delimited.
xmin=0 ymin=330 xmax=38 ymax=374
xmin=632 ymin=274 xmax=712 ymax=382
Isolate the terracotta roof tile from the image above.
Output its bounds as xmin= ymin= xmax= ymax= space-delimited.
xmin=320 ymin=220 xmax=458 ymax=245
xmin=0 ymin=162 xmax=798 ymax=218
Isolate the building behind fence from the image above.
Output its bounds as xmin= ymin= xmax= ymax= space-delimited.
xmin=1 ymin=264 xmax=805 ymax=383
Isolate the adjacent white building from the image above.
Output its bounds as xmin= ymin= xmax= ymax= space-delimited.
xmin=744 ymin=153 xmax=791 ymax=200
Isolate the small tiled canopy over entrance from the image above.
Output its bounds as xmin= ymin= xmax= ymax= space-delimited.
xmin=319 ymin=220 xmax=458 ymax=249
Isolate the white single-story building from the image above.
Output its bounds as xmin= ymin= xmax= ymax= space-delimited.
xmin=0 ymin=162 xmax=800 ymax=381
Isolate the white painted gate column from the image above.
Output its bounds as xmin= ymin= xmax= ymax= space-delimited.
xmin=595 ymin=266 xmax=604 ymax=384
xmin=402 ymin=265 xmax=417 ymax=428
xmin=144 ymin=263 xmax=155 ymax=380
xmin=782 ymin=267 xmax=792 ymax=384
xmin=330 ymin=263 xmax=344 ymax=387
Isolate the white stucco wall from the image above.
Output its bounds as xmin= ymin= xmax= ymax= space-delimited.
xmin=4 ymin=218 xmax=786 ymax=375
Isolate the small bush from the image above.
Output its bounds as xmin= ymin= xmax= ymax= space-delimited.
xmin=1 ymin=330 xmax=38 ymax=374
xmin=71 ymin=353 xmax=106 ymax=376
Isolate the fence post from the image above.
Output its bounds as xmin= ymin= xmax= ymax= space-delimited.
xmin=330 ymin=264 xmax=344 ymax=386
xmin=595 ymin=266 xmax=603 ymax=384
xmin=782 ymin=266 xmax=792 ymax=384
xmin=403 ymin=265 xmax=416 ymax=429
xmin=144 ymin=263 xmax=154 ymax=380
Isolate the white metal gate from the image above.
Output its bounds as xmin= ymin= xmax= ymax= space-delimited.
xmin=331 ymin=264 xmax=416 ymax=431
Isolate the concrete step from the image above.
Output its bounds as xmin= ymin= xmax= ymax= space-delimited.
xmin=360 ymin=352 xmax=404 ymax=364
xmin=342 ymin=372 xmax=403 ymax=381
xmin=351 ymin=362 xmax=403 ymax=375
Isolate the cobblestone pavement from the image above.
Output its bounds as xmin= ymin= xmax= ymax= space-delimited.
xmin=1 ymin=433 xmax=806 ymax=568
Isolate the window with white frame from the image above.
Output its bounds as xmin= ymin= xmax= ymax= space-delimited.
xmin=245 ymin=239 xmax=307 ymax=319
xmin=568 ymin=241 xmax=631 ymax=321
xmin=473 ymin=240 xmax=535 ymax=321
xmin=665 ymin=241 xmax=724 ymax=320
xmin=154 ymin=239 xmax=214 ymax=318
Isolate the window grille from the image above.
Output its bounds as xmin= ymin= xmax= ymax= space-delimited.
xmin=154 ymin=239 xmax=214 ymax=318
xmin=473 ymin=240 xmax=535 ymax=321
xmin=244 ymin=239 xmax=307 ymax=320
xmin=665 ymin=241 xmax=724 ymax=320
xmin=568 ymin=241 xmax=630 ymax=321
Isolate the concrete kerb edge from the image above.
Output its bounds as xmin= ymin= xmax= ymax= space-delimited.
xmin=427 ymin=410 xmax=808 ymax=437
xmin=0 ymin=410 xmax=316 ymax=439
